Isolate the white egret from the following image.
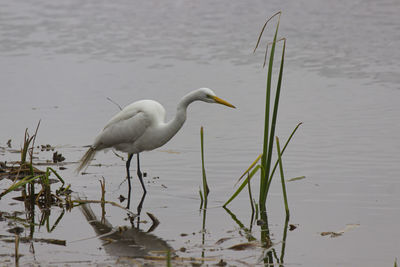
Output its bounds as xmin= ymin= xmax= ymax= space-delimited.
xmin=76 ymin=88 xmax=235 ymax=208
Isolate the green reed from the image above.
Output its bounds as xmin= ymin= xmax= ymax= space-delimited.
xmin=199 ymin=126 xmax=209 ymax=209
xmin=0 ymin=124 xmax=66 ymax=203
xmin=276 ymin=137 xmax=289 ymax=217
xmin=258 ymin=11 xmax=285 ymax=210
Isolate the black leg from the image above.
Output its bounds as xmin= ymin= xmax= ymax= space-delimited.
xmin=136 ymin=153 xmax=147 ymax=193
xmin=136 ymin=192 xmax=146 ymax=228
xmin=126 ymin=153 xmax=133 ymax=209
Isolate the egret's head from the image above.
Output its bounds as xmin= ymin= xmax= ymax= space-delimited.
xmin=198 ymin=88 xmax=236 ymax=108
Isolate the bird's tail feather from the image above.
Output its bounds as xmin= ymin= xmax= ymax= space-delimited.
xmin=76 ymin=147 xmax=96 ymax=174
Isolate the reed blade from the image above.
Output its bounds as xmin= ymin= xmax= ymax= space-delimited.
xmin=235 ymin=153 xmax=262 ymax=186
xmin=200 ymin=127 xmax=209 ymax=202
xmin=266 ymin=122 xmax=302 ymax=193
xmin=0 ymin=174 xmax=42 ymax=199
xmin=276 ymin=137 xmax=289 ymax=217
xmin=259 ymin=13 xmax=281 ymax=207
xmin=223 ymin=165 xmax=260 ymax=207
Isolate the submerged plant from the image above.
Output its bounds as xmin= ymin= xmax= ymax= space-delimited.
xmin=0 ymin=123 xmax=67 ymax=203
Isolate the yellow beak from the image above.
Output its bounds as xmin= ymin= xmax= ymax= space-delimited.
xmin=212 ymin=96 xmax=236 ymax=108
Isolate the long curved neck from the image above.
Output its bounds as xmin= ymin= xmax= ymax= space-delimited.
xmin=160 ymin=91 xmax=200 ymax=144
xmin=168 ymin=91 xmax=199 ymax=132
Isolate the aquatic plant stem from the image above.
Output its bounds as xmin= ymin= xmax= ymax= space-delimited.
xmin=14 ymin=234 xmax=19 ymax=266
xmin=266 ymin=122 xmax=302 ymax=192
xmin=279 ymin=214 xmax=290 ymax=266
xmin=263 ymin=38 xmax=286 ymax=197
xmin=276 ymin=137 xmax=289 ymax=217
xmin=200 ymin=127 xmax=209 ymax=204
xmin=247 ymin=173 xmax=255 ymax=216
xmin=224 ymin=122 xmax=301 ymax=207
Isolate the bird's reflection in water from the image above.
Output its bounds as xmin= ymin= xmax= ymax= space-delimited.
xmin=80 ymin=201 xmax=173 ymax=258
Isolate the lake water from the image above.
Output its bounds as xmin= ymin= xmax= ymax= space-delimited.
xmin=1 ymin=0 xmax=400 ymax=266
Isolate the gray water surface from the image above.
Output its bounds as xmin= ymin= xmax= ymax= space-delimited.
xmin=1 ymin=0 xmax=400 ymax=266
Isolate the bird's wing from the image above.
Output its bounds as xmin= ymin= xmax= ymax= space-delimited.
xmin=94 ymin=109 xmax=150 ymax=149
xmin=102 ymin=107 xmax=141 ymax=130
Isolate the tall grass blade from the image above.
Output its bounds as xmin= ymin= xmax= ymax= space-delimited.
xmin=247 ymin=173 xmax=255 ymax=216
xmin=235 ymin=153 xmax=262 ymax=186
xmin=0 ymin=174 xmax=42 ymax=199
xmin=276 ymin=137 xmax=289 ymax=217
xmin=223 ymin=165 xmax=260 ymax=207
xmin=259 ymin=12 xmax=281 ymax=208
xmin=263 ymin=29 xmax=285 ymax=205
xmin=200 ymin=127 xmax=209 ymax=200
xmin=267 ymin=122 xmax=302 ymax=190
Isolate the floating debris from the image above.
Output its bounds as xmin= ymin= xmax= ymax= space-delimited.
xmin=321 ymin=231 xmax=343 ymax=238
xmin=287 ymin=176 xmax=306 ymax=182
xmin=215 ymin=259 xmax=227 ymax=266
xmin=215 ymin=237 xmax=232 ymax=245
xmin=228 ymin=241 xmax=258 ymax=251
xmin=40 ymin=144 xmax=55 ymax=151
xmin=53 ymin=151 xmax=65 ymax=163
xmin=320 ymin=224 xmax=360 ymax=238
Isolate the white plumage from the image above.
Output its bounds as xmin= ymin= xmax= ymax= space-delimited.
xmin=76 ymin=88 xmax=235 ymax=208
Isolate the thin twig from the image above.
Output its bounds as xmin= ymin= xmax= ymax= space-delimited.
xmin=112 ymin=149 xmax=125 ymax=161
xmin=106 ymin=97 xmax=123 ymax=111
